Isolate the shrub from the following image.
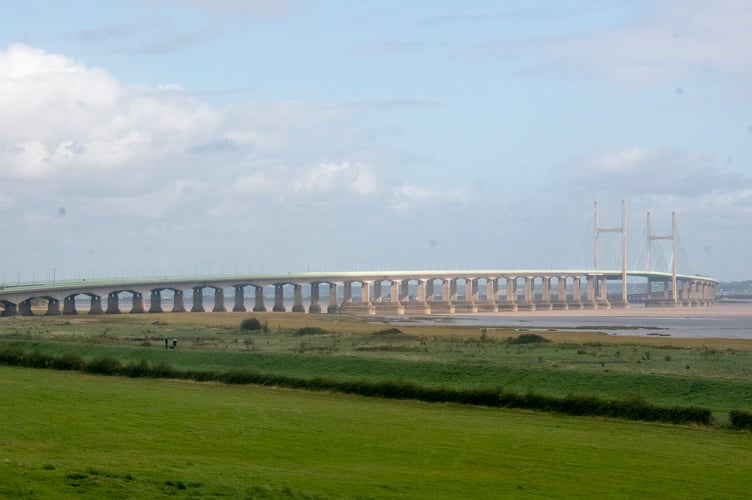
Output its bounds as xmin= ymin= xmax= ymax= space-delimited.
xmin=506 ymin=333 xmax=551 ymax=344
xmin=730 ymin=410 xmax=752 ymax=431
xmin=239 ymin=317 xmax=262 ymax=331
xmin=295 ymin=326 xmax=327 ymax=336
xmin=372 ymin=328 xmax=404 ymax=336
xmin=84 ymin=356 xmax=122 ymax=375
xmin=122 ymin=360 xmax=150 ymax=378
xmin=0 ymin=345 xmax=23 ymax=365
xmin=21 ymin=351 xmax=55 ymax=368
xmin=51 ymin=353 xmax=84 ymax=371
xmin=150 ymin=361 xmax=178 ymax=379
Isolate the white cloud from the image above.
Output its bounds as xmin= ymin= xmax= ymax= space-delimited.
xmin=571 ymin=147 xmax=748 ymax=197
xmin=461 ymin=1 xmax=752 ymax=89
xmin=553 ymin=0 xmax=752 ymax=86
xmin=232 ymin=172 xmax=279 ymax=194
xmin=145 ymin=0 xmax=297 ymax=18
xmin=389 ymin=184 xmax=468 ymax=213
xmin=0 ymin=193 xmax=12 ymax=210
xmin=588 ymin=148 xmax=650 ymax=174
xmin=293 ymin=162 xmax=379 ymax=196
xmin=0 ymin=44 xmax=219 ymax=182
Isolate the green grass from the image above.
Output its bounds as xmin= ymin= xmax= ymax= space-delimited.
xmin=2 ymin=313 xmax=752 ymax=415
xmin=2 ymin=366 xmax=751 ymax=499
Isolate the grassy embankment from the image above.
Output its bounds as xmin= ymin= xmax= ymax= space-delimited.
xmin=2 ymin=366 xmax=752 ymax=499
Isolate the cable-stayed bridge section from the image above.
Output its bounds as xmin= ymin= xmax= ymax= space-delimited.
xmin=0 ymin=269 xmax=717 ymax=317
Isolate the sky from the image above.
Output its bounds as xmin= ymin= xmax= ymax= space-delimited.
xmin=0 ymin=0 xmax=750 ymax=283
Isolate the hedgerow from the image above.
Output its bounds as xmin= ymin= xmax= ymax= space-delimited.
xmin=729 ymin=410 xmax=752 ymax=431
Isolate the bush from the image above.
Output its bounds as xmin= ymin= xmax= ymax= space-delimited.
xmin=51 ymin=353 xmax=84 ymax=371
xmin=372 ymin=328 xmax=404 ymax=336
xmin=122 ymin=360 xmax=150 ymax=378
xmin=150 ymin=361 xmax=178 ymax=379
xmin=295 ymin=326 xmax=327 ymax=336
xmin=506 ymin=333 xmax=551 ymax=344
xmin=0 ymin=345 xmax=23 ymax=365
xmin=21 ymin=351 xmax=55 ymax=368
xmin=730 ymin=410 xmax=752 ymax=431
xmin=239 ymin=317 xmax=262 ymax=331
xmin=84 ymin=356 xmax=122 ymax=375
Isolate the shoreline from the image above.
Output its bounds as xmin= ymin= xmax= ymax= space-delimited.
xmin=448 ymin=302 xmax=752 ymax=319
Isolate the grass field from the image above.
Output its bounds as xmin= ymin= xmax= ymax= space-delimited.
xmin=2 ymin=366 xmax=752 ymax=499
xmin=2 ymin=311 xmax=752 ymax=497
xmin=1 ymin=312 xmax=751 ymax=415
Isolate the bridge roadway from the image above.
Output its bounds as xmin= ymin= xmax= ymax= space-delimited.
xmin=0 ymin=269 xmax=717 ymax=316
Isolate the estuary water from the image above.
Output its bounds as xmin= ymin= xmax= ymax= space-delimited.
xmin=387 ymin=303 xmax=752 ymax=339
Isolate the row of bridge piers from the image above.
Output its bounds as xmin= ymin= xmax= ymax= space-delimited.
xmin=1 ymin=274 xmax=717 ymax=317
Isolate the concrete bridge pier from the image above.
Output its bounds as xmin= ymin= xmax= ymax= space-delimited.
xmin=597 ymin=276 xmax=611 ymax=309
xmin=292 ymin=285 xmax=305 ymax=313
xmin=327 ymin=283 xmax=339 ymax=314
xmin=442 ymin=279 xmax=456 ymax=312
xmin=131 ymin=293 xmax=145 ymax=313
xmin=233 ymin=286 xmax=246 ymax=312
xmin=308 ymin=283 xmax=321 ymax=313
xmin=568 ymin=277 xmax=583 ymax=310
xmin=172 ymin=290 xmax=186 ymax=313
xmin=149 ymin=290 xmax=163 ymax=313
xmin=191 ymin=288 xmax=204 ymax=312
xmin=373 ymin=281 xmax=382 ymax=303
xmin=498 ymin=278 xmax=517 ymax=311
xmin=213 ymin=288 xmax=227 ymax=312
xmin=343 ymin=282 xmax=353 ymax=306
xmin=403 ymin=280 xmax=430 ymax=314
xmin=429 ymin=279 xmax=454 ymax=314
xmin=46 ymin=298 xmax=61 ymax=316
xmin=372 ymin=281 xmax=404 ymax=314
xmin=535 ymin=277 xmax=553 ymax=310
xmin=478 ymin=279 xmax=498 ymax=313
xmin=2 ymin=303 xmax=18 ymax=316
xmin=63 ymin=296 xmax=78 ymax=315
xmin=89 ymin=295 xmax=104 ymax=314
xmin=340 ymin=282 xmax=376 ymax=314
xmin=551 ymin=278 xmax=569 ymax=310
xmin=516 ymin=277 xmax=536 ymax=311
xmin=106 ymin=292 xmax=120 ymax=314
xmin=583 ymin=276 xmax=598 ymax=309
xmin=646 ymin=278 xmax=678 ymax=307
xmin=253 ymin=286 xmax=267 ymax=312
xmin=687 ymin=282 xmax=699 ymax=307
xmin=19 ymin=300 xmax=33 ymax=316
xmin=273 ymin=284 xmax=286 ymax=312
xmin=361 ymin=282 xmax=376 ymax=314
xmin=462 ymin=279 xmax=479 ymax=313
xmin=679 ymin=281 xmax=692 ymax=307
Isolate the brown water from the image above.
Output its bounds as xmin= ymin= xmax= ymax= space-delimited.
xmin=394 ymin=303 xmax=752 ymax=339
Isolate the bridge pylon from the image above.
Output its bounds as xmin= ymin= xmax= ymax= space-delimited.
xmin=594 ymin=201 xmax=628 ymax=306
xmin=647 ymin=211 xmax=678 ymax=305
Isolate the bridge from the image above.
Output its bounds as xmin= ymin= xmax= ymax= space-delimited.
xmin=0 ymin=202 xmax=718 ymax=317
xmin=0 ymin=269 xmax=717 ymax=317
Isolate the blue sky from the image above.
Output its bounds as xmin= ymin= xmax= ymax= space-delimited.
xmin=0 ymin=0 xmax=750 ymax=282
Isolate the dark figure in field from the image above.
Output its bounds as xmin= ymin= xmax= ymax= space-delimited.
xmin=172 ymin=338 xmax=177 ymax=349
xmin=164 ymin=338 xmax=168 ymax=350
